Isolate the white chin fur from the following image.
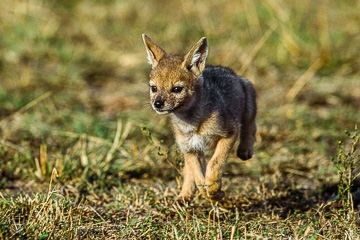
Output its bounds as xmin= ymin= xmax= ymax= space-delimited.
xmin=155 ymin=110 xmax=169 ymax=115
xmin=152 ymin=106 xmax=169 ymax=115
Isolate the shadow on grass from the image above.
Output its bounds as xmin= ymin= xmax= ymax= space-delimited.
xmin=220 ymin=182 xmax=340 ymax=219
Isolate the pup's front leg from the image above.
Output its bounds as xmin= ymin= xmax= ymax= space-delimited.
xmin=178 ymin=151 xmax=206 ymax=201
xmin=205 ymin=134 xmax=237 ymax=201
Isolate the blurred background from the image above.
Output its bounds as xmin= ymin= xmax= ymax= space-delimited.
xmin=0 ymin=0 xmax=359 ymax=238
xmin=1 ymin=0 xmax=359 ymax=188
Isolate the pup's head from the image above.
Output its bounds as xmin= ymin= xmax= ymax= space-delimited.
xmin=142 ymin=34 xmax=208 ymax=114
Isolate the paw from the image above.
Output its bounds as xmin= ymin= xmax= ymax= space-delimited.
xmin=208 ymin=190 xmax=225 ymax=202
xmin=237 ymin=147 xmax=253 ymax=160
xmin=176 ymin=193 xmax=193 ymax=204
xmin=202 ymin=180 xmax=224 ymax=201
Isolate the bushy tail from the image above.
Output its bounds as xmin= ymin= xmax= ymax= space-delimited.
xmin=237 ymin=78 xmax=257 ymax=161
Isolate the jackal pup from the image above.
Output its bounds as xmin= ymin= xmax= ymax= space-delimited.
xmin=142 ymin=34 xmax=257 ymax=201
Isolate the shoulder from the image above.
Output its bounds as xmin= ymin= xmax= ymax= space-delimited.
xmin=203 ymin=65 xmax=237 ymax=77
xmin=201 ymin=65 xmax=240 ymax=89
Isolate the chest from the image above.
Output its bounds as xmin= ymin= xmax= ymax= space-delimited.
xmin=172 ymin=119 xmax=219 ymax=153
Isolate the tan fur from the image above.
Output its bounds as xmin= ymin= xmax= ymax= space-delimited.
xmin=172 ymin=112 xmax=236 ymax=200
xmin=142 ymin=34 xmax=257 ymax=202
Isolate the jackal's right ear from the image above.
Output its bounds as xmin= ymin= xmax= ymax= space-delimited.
xmin=142 ymin=34 xmax=166 ymax=69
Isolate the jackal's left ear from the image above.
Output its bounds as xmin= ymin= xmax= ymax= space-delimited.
xmin=182 ymin=37 xmax=208 ymax=77
xmin=142 ymin=34 xmax=166 ymax=69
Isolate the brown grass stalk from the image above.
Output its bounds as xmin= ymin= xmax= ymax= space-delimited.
xmin=285 ymin=57 xmax=324 ymax=103
xmin=0 ymin=91 xmax=52 ymax=125
xmin=239 ymin=25 xmax=276 ymax=76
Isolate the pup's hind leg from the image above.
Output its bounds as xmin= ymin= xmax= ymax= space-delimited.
xmin=237 ymin=120 xmax=256 ymax=160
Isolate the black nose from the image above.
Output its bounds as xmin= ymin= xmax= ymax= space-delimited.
xmin=154 ymin=100 xmax=164 ymax=109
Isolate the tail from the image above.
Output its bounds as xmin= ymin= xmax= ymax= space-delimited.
xmin=236 ymin=78 xmax=257 ymax=160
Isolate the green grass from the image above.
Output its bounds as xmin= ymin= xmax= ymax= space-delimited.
xmin=1 ymin=0 xmax=360 ymax=239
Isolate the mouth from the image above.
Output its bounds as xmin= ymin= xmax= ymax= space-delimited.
xmin=152 ymin=103 xmax=184 ymax=115
xmin=154 ymin=109 xmax=170 ymax=115
xmin=152 ymin=105 xmax=172 ymax=115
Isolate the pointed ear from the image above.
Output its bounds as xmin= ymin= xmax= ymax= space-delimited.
xmin=142 ymin=34 xmax=166 ymax=68
xmin=181 ymin=37 xmax=208 ymax=76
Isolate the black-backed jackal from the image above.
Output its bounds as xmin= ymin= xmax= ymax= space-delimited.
xmin=142 ymin=34 xmax=257 ymax=201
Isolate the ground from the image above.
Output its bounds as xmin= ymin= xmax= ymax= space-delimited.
xmin=0 ymin=0 xmax=360 ymax=239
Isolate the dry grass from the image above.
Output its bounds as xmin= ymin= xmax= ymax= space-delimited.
xmin=1 ymin=0 xmax=360 ymax=239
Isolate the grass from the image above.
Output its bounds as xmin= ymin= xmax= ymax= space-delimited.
xmin=1 ymin=0 xmax=360 ymax=239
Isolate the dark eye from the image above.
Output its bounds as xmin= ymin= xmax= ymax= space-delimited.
xmin=151 ymin=86 xmax=157 ymax=92
xmin=171 ymin=86 xmax=183 ymax=93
